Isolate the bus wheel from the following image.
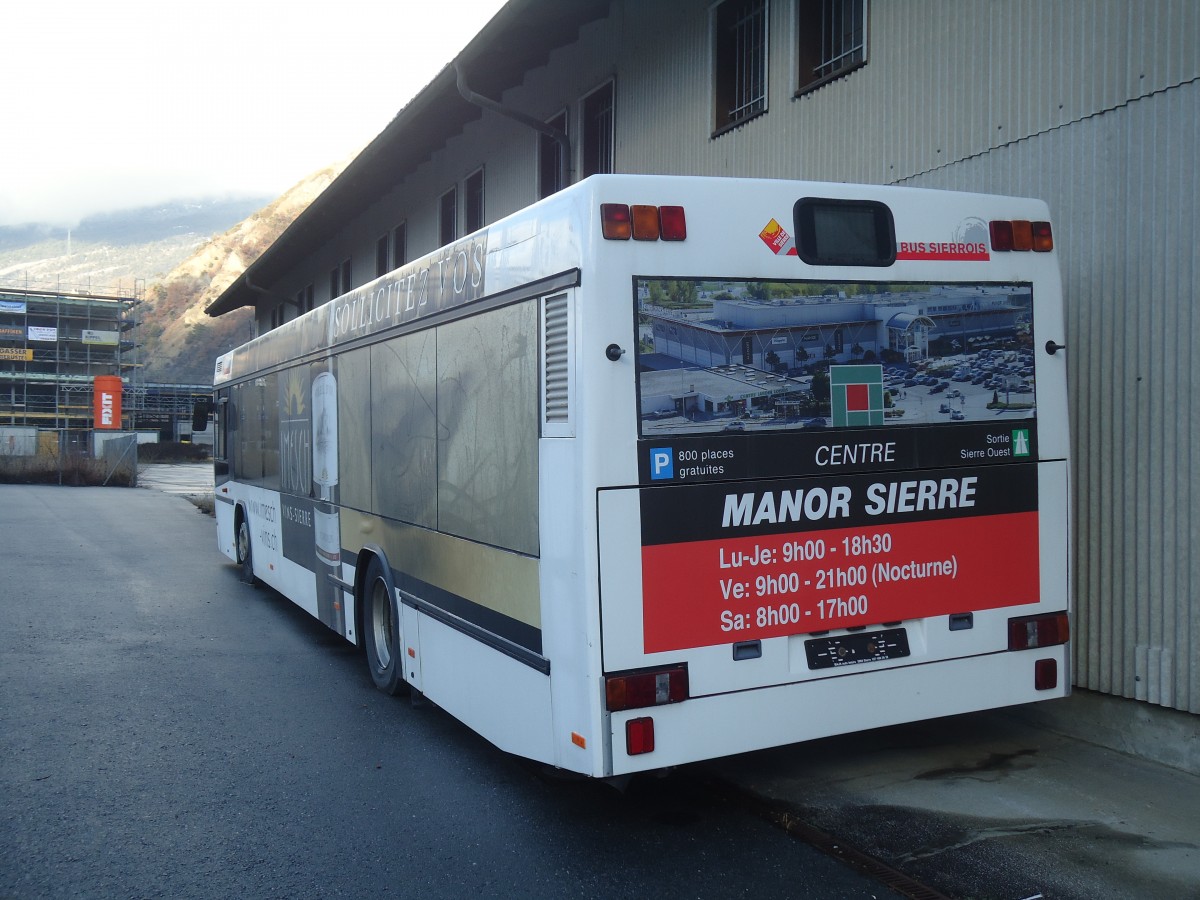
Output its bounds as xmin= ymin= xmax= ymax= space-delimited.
xmin=236 ymin=515 xmax=256 ymax=584
xmin=363 ymin=557 xmax=405 ymax=695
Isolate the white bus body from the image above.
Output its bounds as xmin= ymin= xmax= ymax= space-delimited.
xmin=211 ymin=175 xmax=1070 ymax=778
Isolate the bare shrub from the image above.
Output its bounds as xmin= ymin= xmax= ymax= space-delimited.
xmin=0 ymin=454 xmax=134 ymax=487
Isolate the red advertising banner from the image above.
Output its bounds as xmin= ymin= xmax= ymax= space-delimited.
xmin=642 ymin=512 xmax=1039 ymax=653
xmin=638 ymin=463 xmax=1040 ymax=654
xmin=93 ymin=375 xmax=122 ymax=430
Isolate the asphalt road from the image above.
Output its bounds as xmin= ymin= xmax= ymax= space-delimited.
xmin=0 ymin=485 xmax=895 ymax=899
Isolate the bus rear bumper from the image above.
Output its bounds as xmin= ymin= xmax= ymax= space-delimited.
xmin=606 ymin=646 xmax=1069 ymax=776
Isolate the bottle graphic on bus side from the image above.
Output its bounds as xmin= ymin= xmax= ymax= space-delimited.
xmin=312 ymin=368 xmax=344 ymax=636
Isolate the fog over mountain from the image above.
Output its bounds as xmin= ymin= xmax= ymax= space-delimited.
xmin=0 ymin=164 xmax=345 ymax=384
xmin=0 ymin=197 xmax=273 ymax=251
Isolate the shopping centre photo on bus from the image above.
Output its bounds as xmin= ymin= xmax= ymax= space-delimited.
xmin=636 ymin=279 xmax=1036 ymax=434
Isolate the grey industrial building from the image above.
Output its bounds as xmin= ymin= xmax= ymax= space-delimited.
xmin=205 ymin=0 xmax=1199 ymax=729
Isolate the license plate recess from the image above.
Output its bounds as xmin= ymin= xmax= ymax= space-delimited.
xmin=805 ymin=628 xmax=910 ymax=670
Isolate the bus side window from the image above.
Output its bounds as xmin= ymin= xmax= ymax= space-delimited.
xmin=213 ymin=391 xmax=231 ymax=479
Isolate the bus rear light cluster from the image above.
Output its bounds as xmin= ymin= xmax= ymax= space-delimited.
xmin=989 ymin=219 xmax=1053 ymax=252
xmin=1007 ymin=612 xmax=1070 ymax=651
xmin=605 ymin=666 xmax=689 ymax=712
xmin=601 ymin=203 xmax=687 ymax=241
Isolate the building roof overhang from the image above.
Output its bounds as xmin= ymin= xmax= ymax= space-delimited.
xmin=206 ymin=0 xmax=610 ymax=318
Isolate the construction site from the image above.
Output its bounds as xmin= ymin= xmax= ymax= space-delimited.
xmin=0 ymin=281 xmax=210 ymax=457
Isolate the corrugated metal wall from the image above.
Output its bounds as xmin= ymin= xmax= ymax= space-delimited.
xmin=894 ymin=83 xmax=1200 ymax=714
xmin=600 ymin=0 xmax=1200 ymax=714
xmin=612 ymin=0 xmax=1197 ymax=188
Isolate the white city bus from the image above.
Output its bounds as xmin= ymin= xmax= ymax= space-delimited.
xmin=209 ymin=174 xmax=1070 ymax=778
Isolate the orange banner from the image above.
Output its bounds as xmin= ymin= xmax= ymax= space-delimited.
xmin=93 ymin=376 xmax=123 ymax=430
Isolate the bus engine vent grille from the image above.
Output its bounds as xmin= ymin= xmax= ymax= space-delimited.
xmin=543 ymin=293 xmax=572 ymax=432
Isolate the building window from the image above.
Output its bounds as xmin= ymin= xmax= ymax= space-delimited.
xmin=376 ymin=234 xmax=390 ymax=277
xmin=296 ymin=284 xmax=315 ymax=314
xmin=329 ymin=266 xmax=340 ymax=300
xmin=393 ymin=222 xmax=407 ymax=268
xmin=796 ymin=0 xmax=867 ymax=95
xmin=270 ymin=304 xmax=284 ymax=330
xmin=465 ymin=168 xmax=485 ymax=234
xmin=439 ymin=187 xmax=457 ymax=246
xmin=539 ymin=110 xmax=568 ymax=199
xmin=340 ymin=257 xmax=353 ymax=294
xmin=713 ymin=0 xmax=768 ymax=134
xmin=581 ymin=81 xmax=614 ymax=178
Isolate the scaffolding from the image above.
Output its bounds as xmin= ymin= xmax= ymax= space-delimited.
xmin=0 ymin=285 xmax=141 ymax=445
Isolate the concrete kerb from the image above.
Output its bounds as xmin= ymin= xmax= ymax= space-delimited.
xmin=1002 ymin=688 xmax=1200 ymax=776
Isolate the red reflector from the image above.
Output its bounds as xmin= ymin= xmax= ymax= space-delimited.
xmin=1008 ymin=612 xmax=1070 ymax=650
xmin=605 ymin=667 xmax=689 ymax=711
xmin=1034 ymin=658 xmax=1058 ymax=691
xmin=1032 ymin=221 xmax=1054 ymax=252
xmin=601 ymin=203 xmax=631 ymax=240
xmin=631 ymin=205 xmax=660 ymax=241
xmin=626 ymin=717 xmax=655 ymax=755
xmin=989 ymin=220 xmax=1014 ymax=251
xmin=1011 ymin=220 xmax=1033 ymax=251
xmin=659 ymin=206 xmax=687 ymax=241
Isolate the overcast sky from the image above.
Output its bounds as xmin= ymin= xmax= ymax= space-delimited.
xmin=0 ymin=0 xmax=507 ymax=227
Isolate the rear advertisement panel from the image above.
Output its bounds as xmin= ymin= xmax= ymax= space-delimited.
xmin=637 ymin=277 xmax=1037 ymax=457
xmin=639 ymin=463 xmax=1038 ymax=654
xmin=635 ymin=276 xmax=1042 ymax=654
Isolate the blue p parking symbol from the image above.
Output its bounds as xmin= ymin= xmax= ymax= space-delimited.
xmin=650 ymin=447 xmax=674 ymax=481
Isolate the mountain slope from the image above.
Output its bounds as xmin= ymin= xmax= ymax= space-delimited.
xmin=137 ymin=164 xmax=346 ymax=383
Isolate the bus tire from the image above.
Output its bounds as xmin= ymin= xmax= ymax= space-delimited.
xmin=235 ymin=513 xmax=256 ymax=585
xmin=363 ymin=557 xmax=405 ymax=695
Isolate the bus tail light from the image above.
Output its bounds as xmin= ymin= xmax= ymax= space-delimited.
xmin=631 ymin=205 xmax=660 ymax=240
xmin=990 ymin=219 xmax=1053 ymax=252
xmin=601 ymin=204 xmax=632 ymax=240
xmin=1008 ymin=612 xmax=1070 ymax=650
xmin=626 ymin=717 xmax=655 ymax=755
xmin=1011 ymin=220 xmax=1033 ymax=251
xmin=1034 ymin=659 xmax=1058 ymax=691
xmin=659 ymin=206 xmax=687 ymax=240
xmin=1031 ymin=220 xmax=1054 ymax=251
xmin=601 ymin=204 xmax=687 ymax=241
xmin=989 ymin=220 xmax=1013 ymax=251
xmin=605 ymin=666 xmax=689 ymax=711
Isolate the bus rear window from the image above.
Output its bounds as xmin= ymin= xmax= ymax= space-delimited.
xmin=636 ymin=278 xmax=1036 ymax=437
xmin=793 ymin=198 xmax=896 ymax=267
